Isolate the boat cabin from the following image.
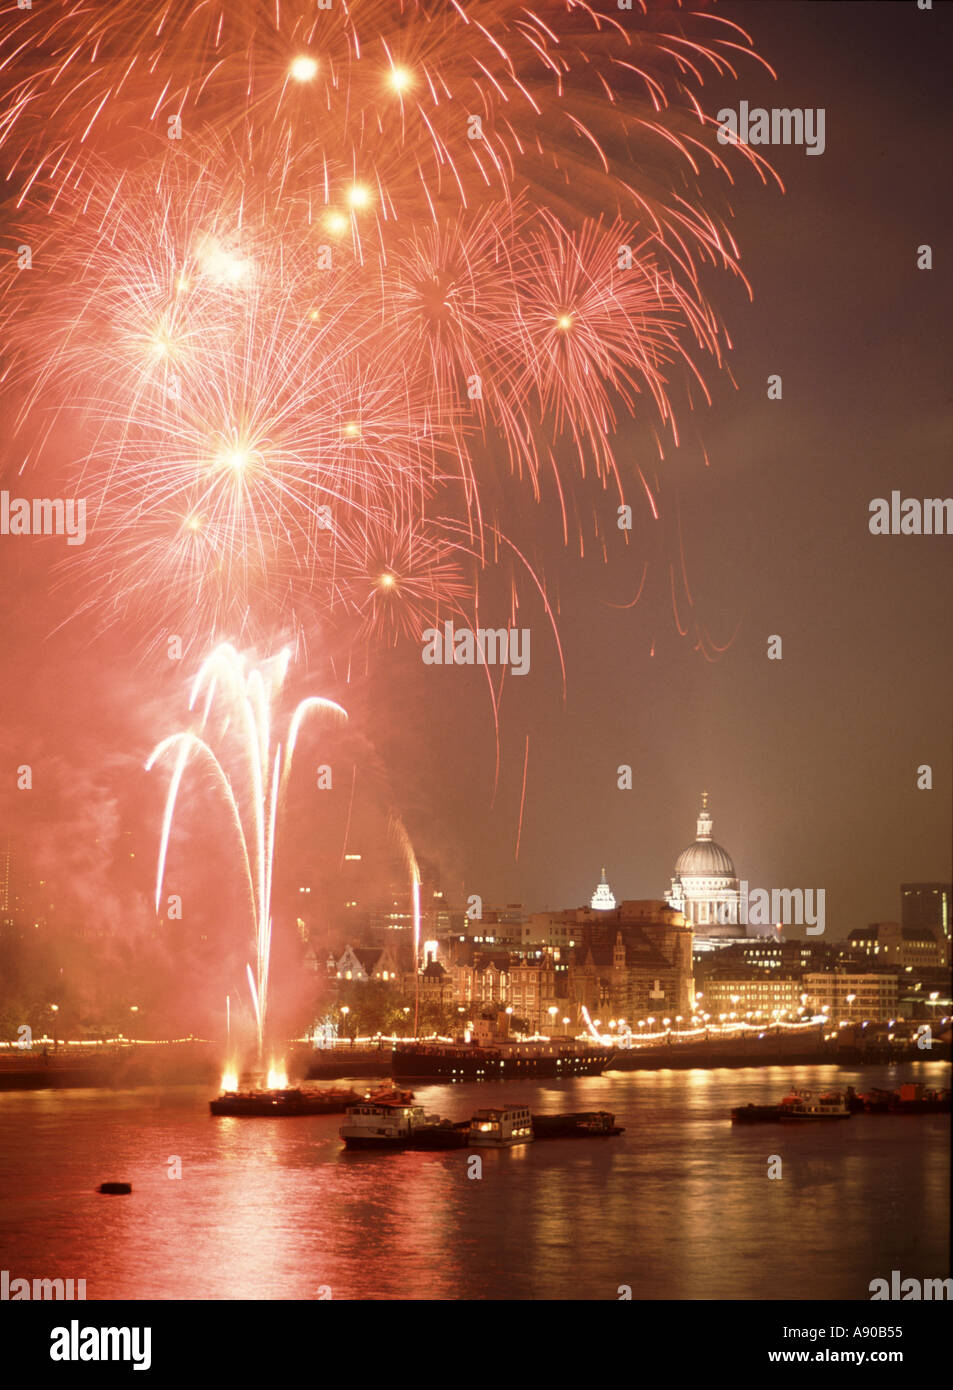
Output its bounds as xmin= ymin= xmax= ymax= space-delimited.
xmin=470 ymin=1105 xmax=534 ymax=1146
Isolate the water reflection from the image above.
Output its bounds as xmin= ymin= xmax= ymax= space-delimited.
xmin=0 ymin=1062 xmax=947 ymax=1300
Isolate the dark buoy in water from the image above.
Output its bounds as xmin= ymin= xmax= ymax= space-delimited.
xmin=98 ymin=1181 xmax=132 ymax=1195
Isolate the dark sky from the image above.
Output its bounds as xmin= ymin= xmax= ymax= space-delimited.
xmin=1 ymin=1 xmax=950 ymax=948
xmin=386 ymin=0 xmax=953 ymax=932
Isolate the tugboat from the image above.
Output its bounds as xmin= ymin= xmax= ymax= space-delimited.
xmin=469 ymin=1105 xmax=534 ymax=1147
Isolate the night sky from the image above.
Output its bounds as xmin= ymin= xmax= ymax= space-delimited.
xmin=1 ymin=0 xmax=950 ymax=954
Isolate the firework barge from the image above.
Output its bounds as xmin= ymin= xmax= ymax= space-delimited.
xmin=209 ymin=1084 xmax=413 ymax=1117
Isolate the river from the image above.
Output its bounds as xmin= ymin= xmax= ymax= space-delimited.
xmin=0 ymin=1061 xmax=947 ymax=1300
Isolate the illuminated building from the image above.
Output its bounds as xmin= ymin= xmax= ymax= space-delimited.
xmin=698 ymin=976 xmax=804 ymax=1018
xmin=901 ymin=883 xmax=951 ymax=940
xmin=803 ymin=972 xmax=899 ymax=1023
xmin=590 ymin=868 xmax=616 ymax=911
xmin=847 ymin=922 xmax=949 ymax=970
xmin=666 ymin=792 xmax=744 ymax=950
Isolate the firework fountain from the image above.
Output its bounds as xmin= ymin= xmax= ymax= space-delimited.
xmin=146 ymin=642 xmax=347 ymax=1066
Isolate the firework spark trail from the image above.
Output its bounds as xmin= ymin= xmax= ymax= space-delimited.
xmin=0 ymin=1 xmax=781 ymax=683
xmin=146 ymin=642 xmax=347 ymax=1060
xmin=0 ymin=1 xmax=781 ymax=214
xmin=389 ymin=813 xmax=423 ymax=1033
xmin=515 ymin=733 xmax=529 ymax=862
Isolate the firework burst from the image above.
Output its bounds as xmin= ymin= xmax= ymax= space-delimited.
xmin=0 ymin=1 xmax=779 ymax=664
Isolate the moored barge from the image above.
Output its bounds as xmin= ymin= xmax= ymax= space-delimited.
xmin=392 ymin=1040 xmax=611 ymax=1081
xmin=531 ymin=1110 xmax=624 ymax=1138
xmin=851 ymin=1083 xmax=950 ymax=1115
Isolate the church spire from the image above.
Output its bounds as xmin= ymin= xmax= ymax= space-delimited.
xmin=696 ymin=791 xmax=713 ymax=841
xmin=590 ymin=868 xmax=616 ymax=911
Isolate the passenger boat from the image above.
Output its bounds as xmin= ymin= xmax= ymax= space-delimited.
xmin=469 ymin=1105 xmax=534 ymax=1147
xmin=778 ymin=1089 xmax=851 ymax=1120
xmin=339 ymin=1102 xmax=425 ymax=1150
xmin=531 ymin=1110 xmax=624 ymax=1139
xmin=732 ymin=1090 xmax=851 ymax=1123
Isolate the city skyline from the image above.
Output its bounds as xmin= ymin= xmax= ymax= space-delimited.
xmin=0 ymin=0 xmax=948 ymax=1324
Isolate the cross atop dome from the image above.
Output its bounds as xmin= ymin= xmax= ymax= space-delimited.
xmin=590 ymin=867 xmax=616 ymax=911
xmin=697 ymin=790 xmax=713 ymax=841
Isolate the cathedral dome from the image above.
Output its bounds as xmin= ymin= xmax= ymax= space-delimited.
xmin=673 ymin=792 xmax=736 ymax=879
xmin=675 ymin=840 xmax=736 ymax=879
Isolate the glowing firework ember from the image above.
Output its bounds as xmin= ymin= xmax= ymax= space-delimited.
xmin=146 ymin=643 xmax=347 ymax=1061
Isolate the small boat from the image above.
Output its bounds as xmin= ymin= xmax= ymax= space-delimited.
xmin=469 ymin=1105 xmax=534 ymax=1147
xmin=778 ymin=1089 xmax=851 ymax=1120
xmin=731 ymin=1103 xmax=782 ymax=1124
xmin=339 ymin=1102 xmax=424 ymax=1150
xmin=531 ymin=1110 xmax=624 ymax=1138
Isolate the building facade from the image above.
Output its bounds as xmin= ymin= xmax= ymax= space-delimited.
xmin=803 ymin=972 xmax=899 ymax=1023
xmin=900 ymin=883 xmax=951 ymax=940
